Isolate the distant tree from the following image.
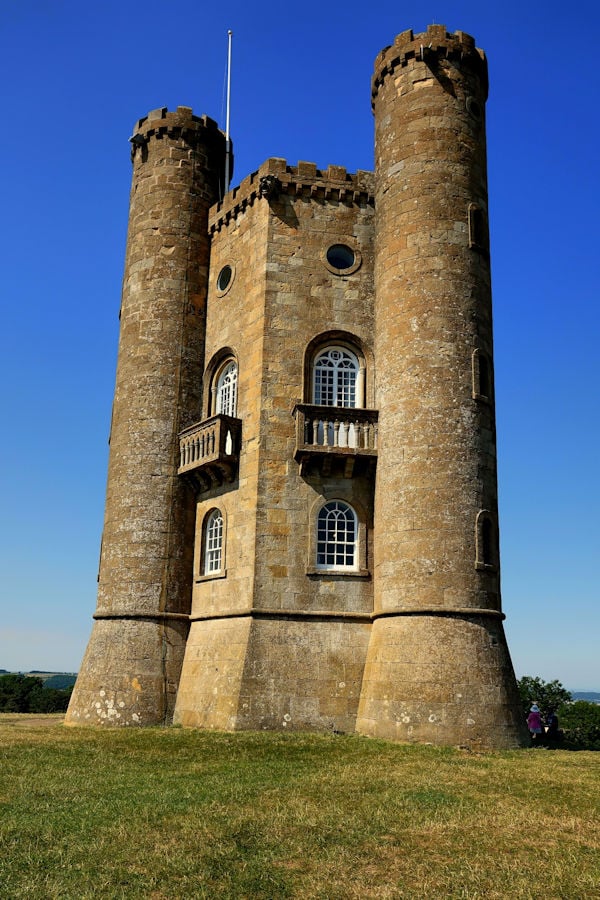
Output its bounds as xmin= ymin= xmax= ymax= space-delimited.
xmin=559 ymin=701 xmax=600 ymax=751
xmin=517 ymin=676 xmax=572 ymax=719
xmin=518 ymin=677 xmax=600 ymax=750
xmin=0 ymin=674 xmax=44 ymax=712
xmin=33 ymin=685 xmax=72 ymax=712
xmin=0 ymin=674 xmax=72 ymax=713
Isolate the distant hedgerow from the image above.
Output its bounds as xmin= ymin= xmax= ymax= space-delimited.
xmin=0 ymin=674 xmax=72 ymax=713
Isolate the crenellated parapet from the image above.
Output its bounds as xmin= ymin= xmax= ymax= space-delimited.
xmin=129 ymin=106 xmax=230 ymax=180
xmin=372 ymin=24 xmax=487 ymax=104
xmin=130 ymin=106 xmax=224 ymax=151
xmin=209 ymin=158 xmax=374 ymax=234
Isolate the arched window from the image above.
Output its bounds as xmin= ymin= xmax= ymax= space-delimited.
xmin=475 ymin=509 xmax=498 ymax=571
xmin=316 ymin=500 xmax=357 ymax=570
xmin=481 ymin=517 xmax=493 ymax=566
xmin=313 ymin=346 xmax=359 ymax=408
xmin=203 ymin=509 xmax=224 ymax=575
xmin=215 ymin=360 xmax=237 ymax=417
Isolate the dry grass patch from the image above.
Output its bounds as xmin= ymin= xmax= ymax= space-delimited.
xmin=0 ymin=713 xmax=64 ymax=729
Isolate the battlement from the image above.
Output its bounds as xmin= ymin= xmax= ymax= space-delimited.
xmin=209 ymin=158 xmax=375 ymax=234
xmin=129 ymin=106 xmax=226 ymax=160
xmin=372 ymin=24 xmax=487 ymax=103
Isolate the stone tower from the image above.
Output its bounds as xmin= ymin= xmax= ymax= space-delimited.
xmin=356 ymin=26 xmax=525 ymax=746
xmin=68 ymin=27 xmax=527 ymax=748
xmin=66 ymin=108 xmax=226 ymax=725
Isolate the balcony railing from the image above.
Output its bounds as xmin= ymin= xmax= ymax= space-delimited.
xmin=178 ymin=414 xmax=241 ymax=491
xmin=293 ymin=403 xmax=378 ymax=477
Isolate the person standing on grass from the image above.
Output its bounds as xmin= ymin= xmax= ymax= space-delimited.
xmin=545 ymin=709 xmax=559 ymax=742
xmin=527 ymin=703 xmax=543 ymax=741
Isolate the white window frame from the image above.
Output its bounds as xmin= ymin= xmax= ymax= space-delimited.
xmin=312 ymin=346 xmax=359 ymax=408
xmin=203 ymin=509 xmax=224 ymax=575
xmin=316 ymin=500 xmax=358 ymax=571
xmin=215 ymin=360 xmax=238 ymax=417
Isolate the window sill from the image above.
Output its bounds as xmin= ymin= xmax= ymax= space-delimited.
xmin=195 ymin=569 xmax=227 ymax=583
xmin=306 ymin=566 xmax=370 ymax=578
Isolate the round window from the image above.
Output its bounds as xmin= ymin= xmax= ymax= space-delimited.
xmin=217 ymin=265 xmax=233 ymax=293
xmin=326 ymin=244 xmax=355 ymax=271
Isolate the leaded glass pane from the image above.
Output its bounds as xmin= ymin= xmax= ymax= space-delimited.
xmin=316 ymin=500 xmax=357 ymax=571
xmin=216 ymin=361 xmax=238 ymax=417
xmin=313 ymin=347 xmax=358 ymax=407
xmin=204 ymin=510 xmax=223 ymax=574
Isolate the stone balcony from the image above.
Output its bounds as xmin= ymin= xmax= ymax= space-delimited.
xmin=178 ymin=414 xmax=242 ymax=492
xmin=293 ymin=403 xmax=378 ymax=477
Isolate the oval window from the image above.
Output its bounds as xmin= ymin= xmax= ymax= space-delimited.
xmin=217 ymin=265 xmax=233 ymax=293
xmin=326 ymin=244 xmax=355 ymax=271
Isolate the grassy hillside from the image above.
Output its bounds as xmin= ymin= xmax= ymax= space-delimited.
xmin=0 ymin=716 xmax=598 ymax=898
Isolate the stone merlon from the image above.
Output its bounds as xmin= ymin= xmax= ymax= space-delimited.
xmin=209 ymin=158 xmax=375 ymax=234
xmin=372 ymin=25 xmax=488 ymax=104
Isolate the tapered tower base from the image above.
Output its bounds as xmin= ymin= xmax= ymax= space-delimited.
xmin=174 ymin=614 xmax=371 ymax=734
xmin=356 ymin=614 xmax=528 ymax=748
xmin=65 ymin=617 xmax=189 ymax=727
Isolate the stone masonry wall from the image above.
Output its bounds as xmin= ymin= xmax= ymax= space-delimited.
xmin=175 ymin=158 xmax=377 ymax=732
xmin=173 ymin=174 xmax=269 ymax=728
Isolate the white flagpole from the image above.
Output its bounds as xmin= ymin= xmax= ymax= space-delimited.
xmin=225 ymin=29 xmax=233 ymax=195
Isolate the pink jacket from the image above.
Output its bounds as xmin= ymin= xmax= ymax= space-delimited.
xmin=527 ymin=710 xmax=542 ymax=731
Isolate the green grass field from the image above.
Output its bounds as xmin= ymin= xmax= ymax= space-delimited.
xmin=1 ymin=715 xmax=598 ymax=898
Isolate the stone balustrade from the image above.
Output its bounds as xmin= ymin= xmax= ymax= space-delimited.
xmin=293 ymin=404 xmax=378 ymax=477
xmin=178 ymin=414 xmax=241 ymax=489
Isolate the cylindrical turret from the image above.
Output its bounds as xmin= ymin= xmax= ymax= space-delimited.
xmin=66 ymin=108 xmax=227 ymax=726
xmin=356 ymin=26 xmax=527 ymax=747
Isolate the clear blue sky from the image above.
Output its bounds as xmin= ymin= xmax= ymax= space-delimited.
xmin=1 ymin=0 xmax=598 ymax=691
